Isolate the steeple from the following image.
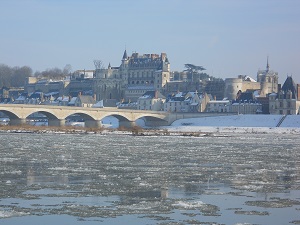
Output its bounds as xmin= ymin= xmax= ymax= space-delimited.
xmin=122 ymin=49 xmax=128 ymax=60
xmin=266 ymin=56 xmax=270 ymax=72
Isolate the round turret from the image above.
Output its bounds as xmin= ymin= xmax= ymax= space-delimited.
xmin=224 ymin=78 xmax=243 ymax=100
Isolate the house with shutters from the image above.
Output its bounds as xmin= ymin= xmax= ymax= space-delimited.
xmin=269 ymin=76 xmax=300 ymax=115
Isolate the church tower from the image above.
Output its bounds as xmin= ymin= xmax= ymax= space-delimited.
xmin=257 ymin=57 xmax=278 ymax=97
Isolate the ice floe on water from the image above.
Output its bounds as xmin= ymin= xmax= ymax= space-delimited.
xmin=0 ymin=132 xmax=299 ymax=225
xmin=172 ymin=200 xmax=204 ymax=209
xmin=0 ymin=210 xmax=29 ymax=218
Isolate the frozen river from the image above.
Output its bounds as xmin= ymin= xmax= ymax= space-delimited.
xmin=0 ymin=132 xmax=299 ymax=225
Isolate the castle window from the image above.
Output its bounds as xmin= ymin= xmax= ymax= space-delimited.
xmin=132 ymin=81 xmax=135 ymax=84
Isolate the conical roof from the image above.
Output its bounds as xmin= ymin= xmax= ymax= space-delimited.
xmin=122 ymin=49 xmax=128 ymax=60
xmin=282 ymin=76 xmax=297 ymax=99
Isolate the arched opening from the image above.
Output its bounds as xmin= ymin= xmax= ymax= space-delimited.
xmin=25 ymin=111 xmax=63 ymax=126
xmin=137 ymin=116 xmax=168 ymax=127
xmin=0 ymin=110 xmax=19 ymax=125
xmin=65 ymin=113 xmax=97 ymax=128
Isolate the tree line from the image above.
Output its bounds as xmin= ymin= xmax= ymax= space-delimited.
xmin=0 ymin=64 xmax=72 ymax=88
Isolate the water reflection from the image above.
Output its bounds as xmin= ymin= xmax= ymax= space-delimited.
xmin=26 ymin=168 xmax=69 ymax=186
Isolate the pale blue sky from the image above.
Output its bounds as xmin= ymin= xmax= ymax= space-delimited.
xmin=1 ymin=0 xmax=299 ymax=84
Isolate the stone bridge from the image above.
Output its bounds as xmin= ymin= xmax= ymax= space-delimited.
xmin=0 ymin=104 xmax=233 ymax=128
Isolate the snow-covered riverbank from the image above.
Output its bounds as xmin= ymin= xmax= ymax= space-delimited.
xmin=166 ymin=114 xmax=300 ymax=134
xmin=1 ymin=114 xmax=300 ymax=135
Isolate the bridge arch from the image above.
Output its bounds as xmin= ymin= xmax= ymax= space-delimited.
xmin=0 ymin=110 xmax=20 ymax=120
xmin=135 ymin=115 xmax=169 ymax=127
xmin=64 ymin=112 xmax=100 ymax=128
xmin=0 ymin=109 xmax=23 ymax=125
xmin=0 ymin=104 xmax=173 ymax=128
xmin=25 ymin=110 xmax=59 ymax=120
xmin=98 ymin=113 xmax=134 ymax=128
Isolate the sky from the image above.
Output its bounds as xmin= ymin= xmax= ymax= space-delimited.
xmin=1 ymin=0 xmax=299 ymax=84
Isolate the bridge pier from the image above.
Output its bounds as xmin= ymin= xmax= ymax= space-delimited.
xmin=10 ymin=118 xmax=27 ymax=126
xmin=119 ymin=121 xmax=136 ymax=129
xmin=85 ymin=120 xmax=102 ymax=128
xmin=48 ymin=119 xmax=65 ymax=127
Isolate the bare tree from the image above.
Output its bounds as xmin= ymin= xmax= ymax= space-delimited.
xmin=0 ymin=64 xmax=32 ymax=88
xmin=11 ymin=66 xmax=32 ymax=87
xmin=63 ymin=64 xmax=72 ymax=76
xmin=93 ymin=60 xmax=104 ymax=70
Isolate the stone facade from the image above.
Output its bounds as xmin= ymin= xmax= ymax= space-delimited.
xmin=224 ymin=59 xmax=278 ymax=100
xmin=137 ymin=91 xmax=165 ymax=111
xmin=269 ymin=76 xmax=300 ymax=115
xmin=94 ymin=51 xmax=171 ymax=102
xmin=164 ymin=92 xmax=210 ymax=113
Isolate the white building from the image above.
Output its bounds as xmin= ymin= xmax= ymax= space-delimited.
xmin=206 ymin=100 xmax=230 ymax=113
xmin=230 ymin=102 xmax=263 ymax=114
xmin=137 ymin=91 xmax=165 ymax=111
xmin=164 ymin=92 xmax=210 ymax=113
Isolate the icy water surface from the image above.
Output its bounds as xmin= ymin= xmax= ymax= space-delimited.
xmin=0 ymin=132 xmax=299 ymax=225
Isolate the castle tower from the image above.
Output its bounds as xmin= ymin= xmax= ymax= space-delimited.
xmin=257 ymin=57 xmax=278 ymax=97
xmin=120 ymin=49 xmax=129 ymax=80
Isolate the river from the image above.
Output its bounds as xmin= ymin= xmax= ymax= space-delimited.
xmin=0 ymin=132 xmax=299 ymax=225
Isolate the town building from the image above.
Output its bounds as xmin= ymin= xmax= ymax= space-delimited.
xmin=269 ymin=76 xmax=300 ymax=115
xmin=164 ymin=92 xmax=210 ymax=113
xmin=137 ymin=91 xmax=165 ymax=111
xmin=74 ymin=95 xmax=96 ymax=107
xmin=206 ymin=100 xmax=230 ymax=113
xmin=25 ymin=77 xmax=69 ymax=97
xmin=230 ymin=102 xmax=263 ymax=114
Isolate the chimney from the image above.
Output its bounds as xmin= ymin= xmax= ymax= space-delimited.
xmin=93 ymin=94 xmax=96 ymax=101
xmin=155 ymin=90 xmax=158 ymax=99
xmin=214 ymin=95 xmax=216 ymax=100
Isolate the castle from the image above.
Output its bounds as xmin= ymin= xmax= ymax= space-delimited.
xmin=224 ymin=58 xmax=279 ymax=100
xmin=93 ymin=50 xmax=170 ymax=102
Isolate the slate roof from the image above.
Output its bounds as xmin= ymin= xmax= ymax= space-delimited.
xmin=281 ymin=76 xmax=297 ymax=99
xmin=77 ymin=95 xmax=96 ymax=104
xmin=138 ymin=91 xmax=166 ymax=100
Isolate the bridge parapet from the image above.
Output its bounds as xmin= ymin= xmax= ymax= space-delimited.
xmin=0 ymin=104 xmax=169 ymax=128
xmin=0 ymin=104 xmax=235 ymax=128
